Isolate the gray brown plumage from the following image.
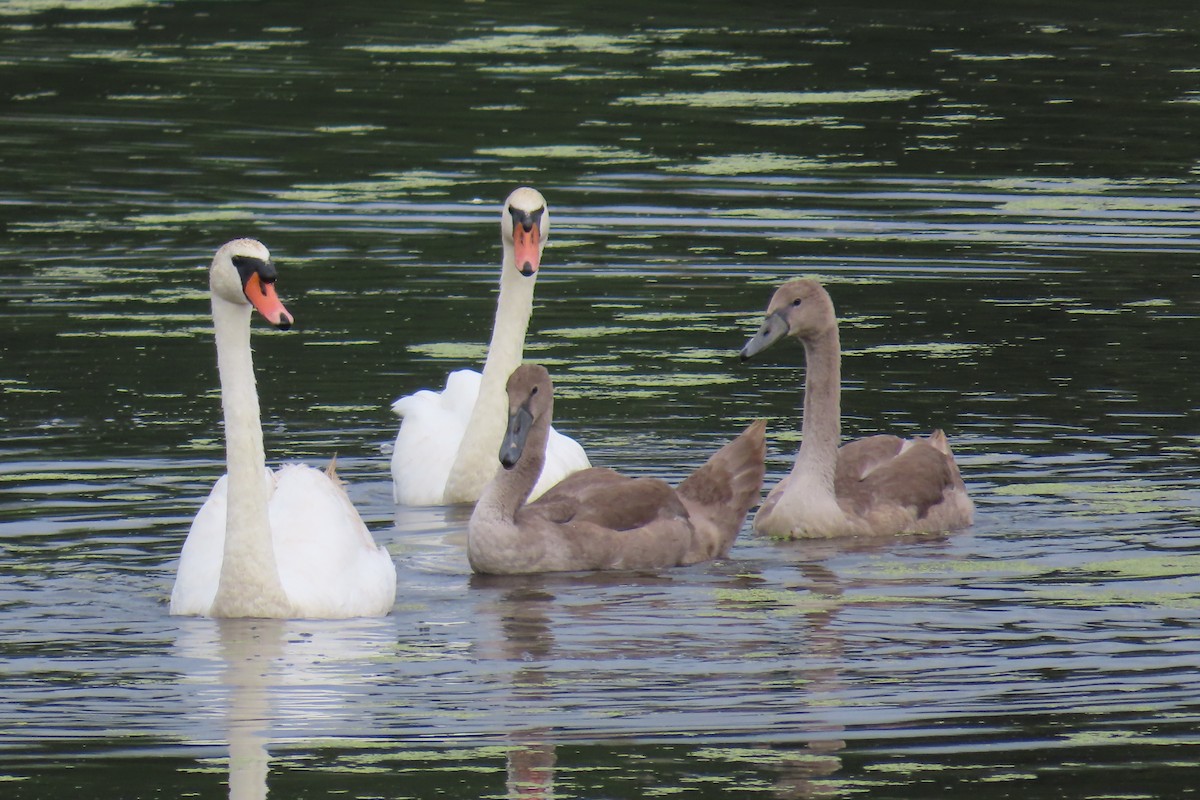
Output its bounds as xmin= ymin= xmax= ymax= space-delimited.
xmin=740 ymin=279 xmax=973 ymax=538
xmin=468 ymin=364 xmax=766 ymax=574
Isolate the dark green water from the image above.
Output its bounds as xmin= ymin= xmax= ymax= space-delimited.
xmin=3 ymin=1 xmax=1200 ymax=797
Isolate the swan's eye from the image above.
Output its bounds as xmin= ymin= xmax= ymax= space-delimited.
xmin=530 ymin=386 xmax=539 ymax=396
xmin=231 ymin=255 xmax=274 ymax=286
xmin=509 ymin=205 xmax=545 ymax=234
xmin=792 ymin=298 xmax=803 ymax=307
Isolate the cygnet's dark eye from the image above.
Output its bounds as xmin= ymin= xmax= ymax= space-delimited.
xmin=792 ymin=297 xmax=803 ymax=307
xmin=530 ymin=386 xmax=539 ymax=395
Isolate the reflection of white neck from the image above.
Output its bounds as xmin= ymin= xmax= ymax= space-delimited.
xmin=209 ymin=295 xmax=291 ymax=617
xmin=444 ymin=247 xmax=535 ymax=503
xmin=221 ymin=618 xmax=284 ymax=800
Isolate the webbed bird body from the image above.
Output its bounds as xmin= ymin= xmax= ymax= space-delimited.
xmin=468 ymin=364 xmax=766 ymax=575
xmin=390 ymin=188 xmax=589 ymax=506
xmin=170 ymin=239 xmax=396 ymax=619
xmin=740 ymin=279 xmax=973 ymax=539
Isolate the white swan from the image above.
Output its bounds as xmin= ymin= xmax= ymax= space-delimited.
xmin=740 ymin=278 xmax=974 ymax=538
xmin=391 ymin=187 xmax=590 ymax=506
xmin=170 ymin=239 xmax=396 ymax=619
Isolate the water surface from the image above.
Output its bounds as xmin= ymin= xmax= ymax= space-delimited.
xmin=2 ymin=1 xmax=1200 ymax=797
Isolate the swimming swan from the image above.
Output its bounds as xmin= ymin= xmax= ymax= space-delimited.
xmin=740 ymin=279 xmax=973 ymax=538
xmin=391 ymin=187 xmax=590 ymax=506
xmin=468 ymin=364 xmax=766 ymax=574
xmin=170 ymin=239 xmax=396 ymax=618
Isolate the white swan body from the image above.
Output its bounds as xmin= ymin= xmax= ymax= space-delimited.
xmin=391 ymin=187 xmax=590 ymax=506
xmin=740 ymin=279 xmax=974 ymax=539
xmin=172 ymin=464 xmax=397 ymax=617
xmin=170 ymin=239 xmax=396 ymax=619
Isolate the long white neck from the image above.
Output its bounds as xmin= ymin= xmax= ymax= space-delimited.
xmin=209 ymin=296 xmax=291 ymax=617
xmin=444 ymin=250 xmax=536 ymax=503
xmin=791 ymin=326 xmax=842 ymax=498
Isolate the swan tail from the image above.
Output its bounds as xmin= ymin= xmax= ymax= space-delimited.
xmin=390 ymin=370 xmax=483 ymax=505
xmin=923 ymin=429 xmax=969 ymax=489
xmin=391 ymin=389 xmax=433 ymax=418
xmin=324 ymin=453 xmax=344 ymax=486
xmin=676 ymin=419 xmax=767 ymax=561
xmin=926 ymin=429 xmax=973 ymax=521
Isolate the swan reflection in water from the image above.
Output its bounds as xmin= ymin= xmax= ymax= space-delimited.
xmin=168 ymin=533 xmax=949 ymax=797
xmin=174 ymin=616 xmax=396 ymax=799
xmin=471 ymin=575 xmax=559 ymax=799
xmin=470 ymin=564 xmax=851 ymax=800
xmin=730 ymin=534 xmax=954 ymax=797
xmin=218 ymin=620 xmax=282 ymax=800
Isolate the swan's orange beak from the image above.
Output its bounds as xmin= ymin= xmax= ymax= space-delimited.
xmin=244 ymin=272 xmax=293 ymax=330
xmin=512 ymin=223 xmax=541 ymax=277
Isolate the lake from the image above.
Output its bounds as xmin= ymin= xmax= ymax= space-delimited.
xmin=2 ymin=1 xmax=1200 ymax=797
